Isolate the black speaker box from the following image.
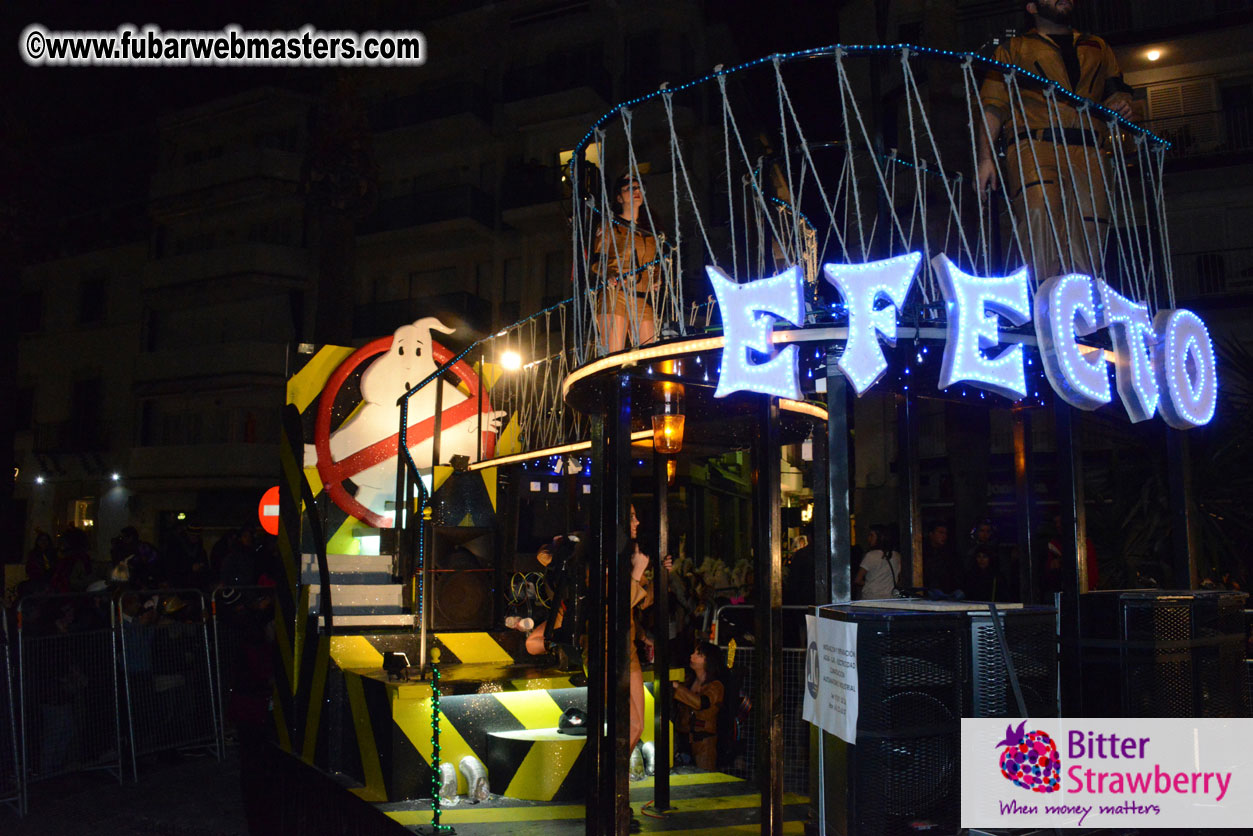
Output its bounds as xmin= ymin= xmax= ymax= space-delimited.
xmin=1078 ymin=589 xmax=1249 ymax=717
xmin=429 ymin=526 xmax=495 ymax=631
xmin=818 ymin=604 xmax=964 ymax=836
xmin=967 ymin=606 xmax=1058 ymax=718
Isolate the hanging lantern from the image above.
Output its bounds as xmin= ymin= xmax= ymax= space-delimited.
xmin=652 ymin=380 xmax=685 ymax=455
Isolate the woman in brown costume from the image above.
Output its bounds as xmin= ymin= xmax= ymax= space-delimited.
xmin=591 ymin=174 xmax=661 ymax=353
xmin=672 ymin=641 xmax=726 ymax=771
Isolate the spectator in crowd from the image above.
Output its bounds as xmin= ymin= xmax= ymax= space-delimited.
xmin=164 ymin=521 xmax=212 ymax=590
xmin=219 ymin=526 xmax=260 ymax=587
xmin=855 ymin=525 xmax=901 ymax=600
xmin=965 ymin=545 xmax=1002 ymax=601
xmin=56 ymin=526 xmax=94 ymax=592
xmin=922 ymin=521 xmax=959 ymax=595
xmin=25 ymin=531 xmax=57 ymax=589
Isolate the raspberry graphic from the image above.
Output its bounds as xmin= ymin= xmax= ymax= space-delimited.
xmin=996 ymin=720 xmax=1061 ymax=793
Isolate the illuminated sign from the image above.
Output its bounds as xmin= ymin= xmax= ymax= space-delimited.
xmin=714 ymin=256 xmax=1216 ymax=427
xmin=823 ymin=252 xmax=921 ymax=394
xmin=708 ymin=264 xmax=804 ymax=400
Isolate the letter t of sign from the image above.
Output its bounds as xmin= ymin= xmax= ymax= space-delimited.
xmin=708 ymin=264 xmax=805 ymax=400
xmin=823 ymin=252 xmax=921 ymax=395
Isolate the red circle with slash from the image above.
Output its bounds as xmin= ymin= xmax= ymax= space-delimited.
xmin=314 ymin=338 xmax=495 ymax=529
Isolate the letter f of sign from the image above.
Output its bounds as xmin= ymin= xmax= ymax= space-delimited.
xmin=708 ymin=264 xmax=805 ymax=400
xmin=823 ymin=252 xmax=921 ymax=394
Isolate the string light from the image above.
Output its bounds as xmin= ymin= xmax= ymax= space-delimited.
xmin=708 ymin=264 xmax=805 ymax=400
xmin=1034 ymin=274 xmax=1111 ymax=411
xmin=1153 ymin=309 xmax=1217 ymax=428
xmin=822 ymin=252 xmax=920 ymax=395
xmin=425 ymin=658 xmax=454 ymax=833
xmin=567 ymin=44 xmax=1168 ymax=179
xmin=1099 ymin=280 xmax=1160 ymax=423
xmin=933 ymin=254 xmax=1031 ymax=401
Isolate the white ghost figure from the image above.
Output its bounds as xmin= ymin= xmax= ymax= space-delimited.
xmin=314 ymin=317 xmax=503 ymax=523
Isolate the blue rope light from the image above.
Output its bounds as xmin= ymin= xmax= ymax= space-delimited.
xmin=568 ymin=43 xmax=1169 ymax=177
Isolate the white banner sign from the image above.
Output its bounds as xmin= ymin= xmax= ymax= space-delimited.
xmin=961 ymin=717 xmax=1253 ymax=829
xmin=803 ymin=613 xmax=858 ymax=744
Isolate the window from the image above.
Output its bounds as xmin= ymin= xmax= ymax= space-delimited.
xmin=19 ymin=289 xmax=43 ymax=333
xmin=15 ymin=386 xmax=35 ymax=431
xmin=410 ymin=267 xmax=459 ymax=298
xmin=78 ymin=277 xmax=107 ymax=326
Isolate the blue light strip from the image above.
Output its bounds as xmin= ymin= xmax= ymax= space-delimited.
xmin=568 ymin=43 xmax=1168 ymax=176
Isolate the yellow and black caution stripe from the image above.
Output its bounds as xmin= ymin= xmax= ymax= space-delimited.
xmin=326 ymin=634 xmax=680 ymax=803
xmin=379 ymin=772 xmax=810 ymax=834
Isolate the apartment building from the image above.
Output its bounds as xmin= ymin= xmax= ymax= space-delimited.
xmin=12 ymin=0 xmax=735 ymax=556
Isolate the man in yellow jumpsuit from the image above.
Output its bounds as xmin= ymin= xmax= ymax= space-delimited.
xmin=975 ymin=0 xmax=1135 ymax=284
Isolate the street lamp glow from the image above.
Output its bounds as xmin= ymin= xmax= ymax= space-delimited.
xmin=501 ymin=350 xmax=523 ymax=371
xmin=1146 ymin=49 xmax=1162 ymax=61
xmin=35 ymin=475 xmax=45 ymax=485
xmin=111 ymin=472 xmax=121 ymax=482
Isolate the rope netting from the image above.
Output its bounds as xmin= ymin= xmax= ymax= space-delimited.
xmin=471 ymin=45 xmax=1174 ymax=464
xmin=567 ymin=44 xmax=1172 ymax=362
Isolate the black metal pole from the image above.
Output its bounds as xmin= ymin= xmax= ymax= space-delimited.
xmin=828 ymin=357 xmax=853 ymax=605
xmin=589 ymin=374 xmax=632 ymax=836
xmin=896 ymin=390 xmax=922 ymax=589
xmin=1166 ymin=429 xmax=1198 ymax=589
xmin=1054 ymin=399 xmax=1086 ymax=715
xmin=653 ymin=452 xmax=672 ymax=812
xmin=752 ymin=396 xmax=784 ymax=836
xmin=1012 ymin=408 xmax=1036 ymax=604
xmin=586 ymin=415 xmax=606 ymax=836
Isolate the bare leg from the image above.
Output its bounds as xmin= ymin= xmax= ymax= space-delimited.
xmin=597 ymin=312 xmax=629 ymax=354
xmin=629 ymin=662 xmax=645 ymax=750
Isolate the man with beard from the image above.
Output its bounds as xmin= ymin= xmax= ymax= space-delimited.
xmin=975 ymin=1 xmax=1134 ymax=285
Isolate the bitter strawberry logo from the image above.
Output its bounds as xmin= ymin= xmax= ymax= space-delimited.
xmin=996 ymin=720 xmax=1061 ymax=793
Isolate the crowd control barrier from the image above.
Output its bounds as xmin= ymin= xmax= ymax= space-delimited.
xmin=1 ymin=613 xmax=22 ymax=816
xmin=16 ymin=592 xmax=124 ymax=806
xmin=713 ymin=604 xmax=812 ymax=794
xmin=209 ymin=585 xmax=277 ymax=749
xmin=116 ymin=588 xmax=220 ymax=779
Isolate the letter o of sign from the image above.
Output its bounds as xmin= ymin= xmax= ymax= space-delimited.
xmin=1153 ymin=309 xmax=1217 ymax=429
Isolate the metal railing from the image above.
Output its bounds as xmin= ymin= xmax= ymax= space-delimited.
xmin=711 ymin=604 xmax=814 ymax=793
xmin=210 ymin=585 xmax=278 ymax=751
xmin=1172 ymin=247 xmax=1253 ymax=298
xmin=6 ymin=587 xmax=257 ymax=812
xmin=1144 ymin=108 xmax=1253 ymax=161
xmin=1 ymin=613 xmax=22 ymax=816
xmin=16 ymin=592 xmax=124 ymax=807
xmin=117 ymin=589 xmax=220 ymax=778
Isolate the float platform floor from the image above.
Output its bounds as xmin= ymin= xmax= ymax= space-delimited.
xmin=379 ymin=770 xmax=809 ymax=835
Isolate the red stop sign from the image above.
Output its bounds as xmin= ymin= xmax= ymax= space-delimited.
xmin=258 ymin=485 xmax=280 ymax=536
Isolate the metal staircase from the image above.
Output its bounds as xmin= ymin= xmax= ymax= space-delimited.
xmin=302 ymin=553 xmax=415 ymax=631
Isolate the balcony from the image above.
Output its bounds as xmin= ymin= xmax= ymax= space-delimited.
xmin=32 ymin=421 xmax=108 ymax=454
xmin=358 ymin=184 xmax=494 ymax=238
xmin=143 ymin=242 xmax=312 ymax=294
xmin=501 ymin=162 xmax=566 ymax=232
xmin=353 ymin=291 xmax=492 ymax=339
xmin=1075 ymin=0 xmax=1253 ymax=40
xmin=502 ymin=50 xmax=612 ymax=125
xmin=133 ymin=340 xmax=288 ymax=386
xmin=129 ymin=442 xmax=279 ymax=483
xmin=1172 ymin=247 xmax=1253 ymax=300
xmin=150 ymin=147 xmax=303 ymax=202
xmin=1143 ymin=108 xmax=1253 ymax=166
xmin=957 ymin=0 xmax=1253 ymax=49
xmin=372 ymin=81 xmax=492 ymax=132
